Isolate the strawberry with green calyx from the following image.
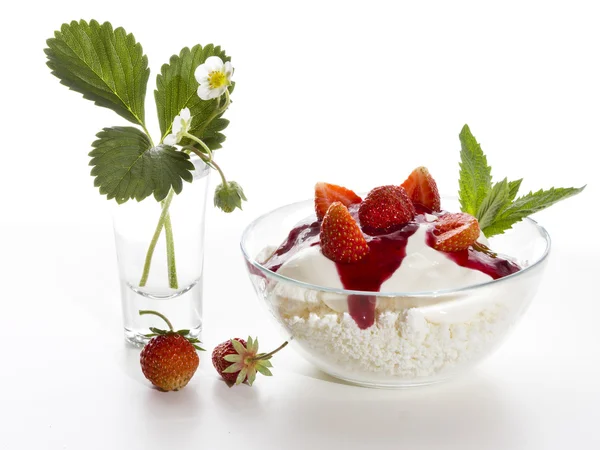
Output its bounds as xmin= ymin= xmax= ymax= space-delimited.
xmin=212 ymin=337 xmax=288 ymax=386
xmin=139 ymin=310 xmax=204 ymax=391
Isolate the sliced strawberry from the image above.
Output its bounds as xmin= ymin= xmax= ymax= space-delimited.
xmin=321 ymin=202 xmax=369 ymax=263
xmin=314 ymin=182 xmax=362 ymax=221
xmin=430 ymin=212 xmax=480 ymax=252
xmin=401 ymin=166 xmax=441 ymax=212
xmin=358 ymin=185 xmax=416 ymax=235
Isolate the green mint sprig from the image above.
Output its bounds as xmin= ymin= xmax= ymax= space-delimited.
xmin=458 ymin=125 xmax=585 ymax=237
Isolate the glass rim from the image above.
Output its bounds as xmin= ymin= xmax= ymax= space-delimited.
xmin=240 ymin=197 xmax=551 ymax=298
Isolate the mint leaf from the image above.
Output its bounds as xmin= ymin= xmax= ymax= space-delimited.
xmin=482 ymin=186 xmax=585 ymax=237
xmin=155 ymin=44 xmax=231 ymax=147
xmin=476 ymin=178 xmax=510 ymax=230
xmin=89 ymin=127 xmax=194 ymax=204
xmin=458 ymin=125 xmax=492 ymax=215
xmin=507 ymin=179 xmax=523 ymax=202
xmin=45 ymin=20 xmax=149 ymax=126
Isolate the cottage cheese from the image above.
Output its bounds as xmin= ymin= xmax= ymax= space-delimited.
xmin=280 ymin=304 xmax=512 ymax=382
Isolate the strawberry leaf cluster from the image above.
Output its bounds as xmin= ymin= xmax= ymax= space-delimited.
xmin=45 ymin=20 xmax=233 ymax=205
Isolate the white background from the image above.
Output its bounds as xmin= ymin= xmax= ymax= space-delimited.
xmin=1 ymin=1 xmax=599 ymax=449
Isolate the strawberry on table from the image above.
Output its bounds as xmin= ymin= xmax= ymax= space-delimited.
xmin=430 ymin=212 xmax=480 ymax=252
xmin=314 ymin=182 xmax=362 ymax=221
xmin=358 ymin=185 xmax=416 ymax=235
xmin=138 ymin=310 xmax=204 ymax=392
xmin=212 ymin=337 xmax=287 ymax=385
xmin=321 ymin=202 xmax=370 ymax=263
xmin=401 ymin=166 xmax=441 ymax=212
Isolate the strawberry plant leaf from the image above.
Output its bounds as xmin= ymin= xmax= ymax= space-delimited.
xmin=155 ymin=44 xmax=232 ymax=148
xmin=476 ymin=178 xmax=509 ymax=230
xmin=89 ymin=127 xmax=194 ymax=204
xmin=45 ymin=20 xmax=149 ymax=126
xmin=458 ymin=125 xmax=492 ymax=215
xmin=483 ymin=186 xmax=585 ymax=237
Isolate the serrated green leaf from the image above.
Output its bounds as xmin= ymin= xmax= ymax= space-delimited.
xmin=176 ymin=329 xmax=190 ymax=336
xmin=230 ymin=339 xmax=247 ymax=355
xmin=476 ymin=178 xmax=510 ymax=230
xmin=458 ymin=125 xmax=492 ymax=215
xmin=236 ymin=367 xmax=248 ymax=385
xmin=483 ymin=186 xmax=585 ymax=237
xmin=223 ymin=362 xmax=243 ymax=374
xmin=89 ymin=127 xmax=194 ymax=203
xmin=507 ymin=179 xmax=522 ymax=202
xmin=45 ymin=20 xmax=149 ymax=125
xmin=256 ymin=364 xmax=273 ymax=377
xmin=154 ymin=44 xmax=232 ymax=147
xmin=223 ymin=354 xmax=242 ymax=363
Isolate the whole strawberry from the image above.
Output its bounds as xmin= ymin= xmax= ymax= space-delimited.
xmin=212 ymin=337 xmax=287 ymax=385
xmin=358 ymin=185 xmax=416 ymax=235
xmin=138 ymin=310 xmax=204 ymax=391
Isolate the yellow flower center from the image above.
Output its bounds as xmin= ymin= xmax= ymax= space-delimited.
xmin=208 ymin=71 xmax=228 ymax=89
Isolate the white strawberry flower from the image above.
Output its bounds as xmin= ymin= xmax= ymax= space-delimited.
xmin=164 ymin=108 xmax=192 ymax=145
xmin=195 ymin=56 xmax=233 ymax=100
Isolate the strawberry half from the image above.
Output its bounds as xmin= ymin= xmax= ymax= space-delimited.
xmin=358 ymin=185 xmax=416 ymax=235
xmin=430 ymin=212 xmax=480 ymax=252
xmin=401 ymin=166 xmax=441 ymax=212
xmin=314 ymin=182 xmax=362 ymax=221
xmin=321 ymin=202 xmax=369 ymax=263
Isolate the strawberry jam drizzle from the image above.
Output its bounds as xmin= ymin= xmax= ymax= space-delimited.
xmin=266 ymin=212 xmax=520 ymax=330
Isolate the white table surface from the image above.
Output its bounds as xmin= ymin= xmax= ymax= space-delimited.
xmin=2 ymin=207 xmax=599 ymax=449
xmin=2 ymin=1 xmax=599 ymax=448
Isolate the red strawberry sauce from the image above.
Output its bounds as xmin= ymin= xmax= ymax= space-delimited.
xmin=265 ymin=209 xmax=520 ymax=330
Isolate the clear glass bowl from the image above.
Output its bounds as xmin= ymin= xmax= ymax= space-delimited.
xmin=240 ymin=197 xmax=550 ymax=388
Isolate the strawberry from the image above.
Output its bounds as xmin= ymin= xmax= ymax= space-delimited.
xmin=139 ymin=310 xmax=204 ymax=392
xmin=212 ymin=337 xmax=287 ymax=385
xmin=314 ymin=182 xmax=362 ymax=220
xmin=401 ymin=166 xmax=441 ymax=212
xmin=358 ymin=185 xmax=416 ymax=234
xmin=321 ymin=202 xmax=370 ymax=263
xmin=430 ymin=212 xmax=480 ymax=252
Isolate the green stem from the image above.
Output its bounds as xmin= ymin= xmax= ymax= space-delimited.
xmin=141 ymin=123 xmax=155 ymax=147
xmin=139 ymin=189 xmax=176 ymax=287
xmin=164 ymin=212 xmax=178 ymax=289
xmin=139 ymin=310 xmax=174 ymax=331
xmin=196 ymin=89 xmax=230 ymax=136
xmin=187 ymin=144 xmax=228 ymax=185
xmin=253 ymin=341 xmax=289 ymax=361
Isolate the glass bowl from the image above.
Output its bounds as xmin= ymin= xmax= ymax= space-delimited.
xmin=240 ymin=197 xmax=550 ymax=388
